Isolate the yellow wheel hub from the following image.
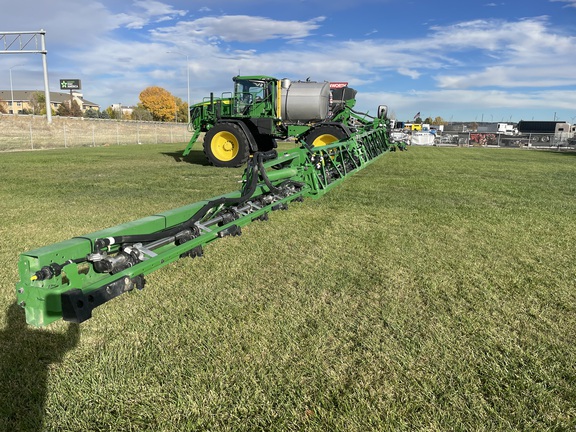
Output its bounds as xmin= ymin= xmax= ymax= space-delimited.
xmin=211 ymin=131 xmax=239 ymax=161
xmin=312 ymin=134 xmax=339 ymax=147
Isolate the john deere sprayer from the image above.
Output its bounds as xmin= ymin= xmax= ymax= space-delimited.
xmin=15 ymin=81 xmax=406 ymax=326
xmin=184 ymin=75 xmax=390 ymax=167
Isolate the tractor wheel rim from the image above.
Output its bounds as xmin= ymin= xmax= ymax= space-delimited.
xmin=312 ymin=133 xmax=339 ymax=147
xmin=212 ymin=131 xmax=239 ymax=161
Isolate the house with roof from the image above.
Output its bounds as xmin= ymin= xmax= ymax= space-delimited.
xmin=0 ymin=90 xmax=99 ymax=114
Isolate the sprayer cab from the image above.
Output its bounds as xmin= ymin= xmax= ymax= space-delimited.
xmin=232 ymin=76 xmax=280 ymax=118
xmin=189 ymin=76 xmax=280 ymax=130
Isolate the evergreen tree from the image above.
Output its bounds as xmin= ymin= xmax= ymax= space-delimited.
xmin=83 ymin=108 xmax=100 ymax=118
xmin=70 ymin=100 xmax=83 ymax=117
xmin=56 ymin=101 xmax=71 ymax=116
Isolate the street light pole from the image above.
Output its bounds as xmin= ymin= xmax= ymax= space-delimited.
xmin=9 ymin=66 xmax=16 ymax=115
xmin=167 ymin=51 xmax=190 ymax=124
xmin=186 ymin=55 xmax=190 ymax=124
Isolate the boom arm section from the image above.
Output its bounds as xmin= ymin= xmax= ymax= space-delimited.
xmin=16 ymin=121 xmax=405 ymax=327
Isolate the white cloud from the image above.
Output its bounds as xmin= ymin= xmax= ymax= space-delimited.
xmin=0 ymin=0 xmax=117 ymax=44
xmin=150 ymin=15 xmax=325 ymax=43
xmin=115 ymin=0 xmax=187 ymax=29
xmin=392 ymin=17 xmax=576 ymax=89
xmin=0 ymin=0 xmax=187 ymax=42
xmin=549 ymin=0 xmax=576 ymax=7
xmin=137 ymin=0 xmax=186 ymax=17
xmin=436 ymin=66 xmax=576 ymax=89
xmin=397 ymin=68 xmax=421 ymax=79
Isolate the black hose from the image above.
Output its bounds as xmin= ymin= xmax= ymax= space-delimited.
xmin=94 ymin=153 xmax=264 ymax=251
xmin=257 ymin=158 xmax=283 ymax=194
xmin=350 ymin=107 xmax=376 ymax=120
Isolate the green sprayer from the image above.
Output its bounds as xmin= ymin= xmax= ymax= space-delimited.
xmin=185 ymin=75 xmax=392 ymax=167
xmin=15 ymin=77 xmax=406 ymax=327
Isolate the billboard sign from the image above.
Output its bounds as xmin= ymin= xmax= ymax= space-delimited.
xmin=60 ymin=79 xmax=81 ymax=90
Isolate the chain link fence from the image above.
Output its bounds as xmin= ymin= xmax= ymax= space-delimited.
xmin=0 ymin=114 xmax=193 ymax=151
xmin=436 ymin=132 xmax=576 ymax=149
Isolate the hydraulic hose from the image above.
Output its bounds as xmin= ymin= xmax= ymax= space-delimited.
xmin=350 ymin=107 xmax=376 ymax=120
xmin=93 ymin=152 xmax=272 ymax=252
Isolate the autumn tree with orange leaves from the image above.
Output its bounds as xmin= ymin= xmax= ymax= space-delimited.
xmin=138 ymin=86 xmax=181 ymax=122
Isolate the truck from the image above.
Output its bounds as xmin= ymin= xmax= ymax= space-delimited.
xmin=515 ymin=120 xmax=575 ymax=146
xmin=183 ymin=75 xmax=389 ymax=167
xmin=470 ymin=121 xmax=576 ymax=147
xmin=477 ymin=123 xmax=515 ymax=135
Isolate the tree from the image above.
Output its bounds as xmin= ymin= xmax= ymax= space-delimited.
xmin=29 ymin=92 xmax=45 ymax=115
xmin=139 ymin=86 xmax=178 ymax=122
xmin=423 ymin=116 xmax=434 ymax=124
xmin=432 ymin=116 xmax=446 ymax=126
xmin=131 ymin=106 xmax=153 ymax=121
xmin=56 ymin=101 xmax=70 ymax=117
xmin=56 ymin=100 xmax=82 ymax=117
xmin=175 ymin=96 xmax=189 ymax=123
xmin=105 ymin=106 xmax=118 ymax=119
xmin=83 ymin=108 xmax=100 ymax=119
xmin=99 ymin=110 xmax=110 ymax=119
xmin=0 ymin=98 xmax=7 ymax=114
xmin=70 ymin=100 xmax=83 ymax=117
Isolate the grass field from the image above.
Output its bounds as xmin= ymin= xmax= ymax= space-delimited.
xmin=0 ymin=143 xmax=574 ymax=431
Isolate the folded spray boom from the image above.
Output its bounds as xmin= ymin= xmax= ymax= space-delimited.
xmin=16 ymin=123 xmax=405 ymax=327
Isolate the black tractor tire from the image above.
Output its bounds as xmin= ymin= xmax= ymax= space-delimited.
xmin=300 ymin=125 xmax=350 ymax=148
xmin=203 ymin=123 xmax=251 ymax=167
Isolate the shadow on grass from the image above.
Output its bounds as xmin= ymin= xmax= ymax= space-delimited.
xmin=161 ymin=149 xmax=212 ymax=166
xmin=0 ymin=303 xmax=79 ymax=432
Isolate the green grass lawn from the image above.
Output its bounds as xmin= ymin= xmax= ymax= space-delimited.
xmin=0 ymin=144 xmax=574 ymax=431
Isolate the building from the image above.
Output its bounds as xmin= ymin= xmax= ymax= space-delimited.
xmin=110 ymin=103 xmax=134 ymax=118
xmin=0 ymin=89 xmax=100 ymax=114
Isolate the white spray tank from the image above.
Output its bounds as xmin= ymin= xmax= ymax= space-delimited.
xmin=280 ymin=79 xmax=331 ymax=123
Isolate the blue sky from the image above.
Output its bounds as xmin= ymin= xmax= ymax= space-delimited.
xmin=1 ymin=0 xmax=575 ymax=123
